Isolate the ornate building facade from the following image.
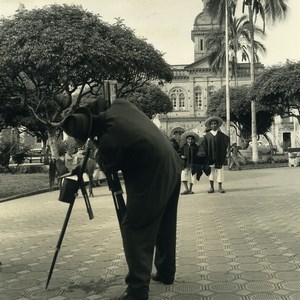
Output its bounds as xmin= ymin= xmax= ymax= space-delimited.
xmin=155 ymin=0 xmax=298 ymax=152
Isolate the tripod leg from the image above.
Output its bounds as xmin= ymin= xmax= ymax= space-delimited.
xmin=46 ymin=201 xmax=74 ymax=289
xmin=106 ymin=172 xmax=126 ymax=227
xmin=79 ymin=179 xmax=94 ymax=220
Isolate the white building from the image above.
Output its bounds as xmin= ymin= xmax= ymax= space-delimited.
xmin=155 ymin=0 xmax=299 ymax=152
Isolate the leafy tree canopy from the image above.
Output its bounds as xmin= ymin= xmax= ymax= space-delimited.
xmin=250 ymin=60 xmax=300 ymax=121
xmin=0 ymin=71 xmax=49 ymax=145
xmin=126 ymin=83 xmax=173 ymax=118
xmin=0 ymin=4 xmax=173 ymax=157
xmin=0 ymin=4 xmax=172 ymax=125
xmin=207 ymin=85 xmax=275 ymax=140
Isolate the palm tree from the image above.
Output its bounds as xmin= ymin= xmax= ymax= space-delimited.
xmin=206 ymin=14 xmax=266 ymax=85
xmin=206 ymin=0 xmax=288 ymax=163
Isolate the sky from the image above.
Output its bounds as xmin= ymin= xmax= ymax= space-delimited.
xmin=0 ymin=0 xmax=299 ymax=67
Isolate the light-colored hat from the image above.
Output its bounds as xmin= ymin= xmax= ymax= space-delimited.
xmin=204 ymin=116 xmax=223 ymax=129
xmin=181 ymin=131 xmax=200 ymax=143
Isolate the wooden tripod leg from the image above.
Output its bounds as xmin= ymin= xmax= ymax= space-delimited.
xmin=46 ymin=200 xmax=75 ymax=289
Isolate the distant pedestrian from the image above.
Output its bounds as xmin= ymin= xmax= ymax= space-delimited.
xmin=228 ymin=143 xmax=243 ymax=170
xmin=179 ymin=131 xmax=200 ymax=195
xmin=49 ymin=158 xmax=56 ymax=191
xmin=202 ymin=116 xmax=229 ymax=193
xmin=44 ymin=145 xmax=51 ymax=165
xmin=170 ymin=138 xmax=180 ymax=154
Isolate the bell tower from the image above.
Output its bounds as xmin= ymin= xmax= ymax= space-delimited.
xmin=191 ymin=0 xmax=219 ymax=62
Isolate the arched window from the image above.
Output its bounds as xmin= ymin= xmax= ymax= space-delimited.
xmin=194 ymin=86 xmax=202 ymax=111
xmin=170 ymin=93 xmax=177 ymax=109
xmin=169 ymin=88 xmax=186 ymax=111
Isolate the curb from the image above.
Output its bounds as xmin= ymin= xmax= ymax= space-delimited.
xmin=0 ymin=179 xmax=109 ymax=203
xmin=0 ymin=186 xmax=60 ymax=203
xmin=227 ymin=163 xmax=289 ymax=171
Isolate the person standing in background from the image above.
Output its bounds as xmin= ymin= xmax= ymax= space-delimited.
xmin=179 ymin=131 xmax=200 ymax=195
xmin=228 ymin=143 xmax=243 ymax=170
xmin=201 ymin=117 xmax=229 ymax=193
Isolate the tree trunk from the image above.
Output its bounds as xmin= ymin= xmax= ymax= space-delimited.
xmin=47 ymin=126 xmax=59 ymax=159
xmin=248 ymin=5 xmax=258 ymax=163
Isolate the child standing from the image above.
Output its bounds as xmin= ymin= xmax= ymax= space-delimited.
xmin=179 ymin=131 xmax=200 ymax=195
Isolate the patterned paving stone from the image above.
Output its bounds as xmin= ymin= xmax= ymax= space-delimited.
xmin=172 ymin=282 xmax=203 ymax=294
xmin=264 ymin=255 xmax=290 ymax=263
xmin=207 ymin=264 xmax=232 ymax=272
xmin=235 ymin=256 xmax=260 ymax=263
xmin=270 ymin=262 xmax=297 ymax=271
xmin=211 ymin=294 xmax=244 ymax=300
xmin=241 ymin=271 xmax=270 ymax=281
xmin=209 ymin=282 xmax=239 ymax=293
xmin=275 ymin=271 xmax=300 ymax=281
xmin=289 ymin=292 xmax=300 ymax=300
xmin=245 ymin=281 xmax=277 ymax=292
xmin=171 ymin=295 xmax=205 ymax=300
xmin=238 ymin=263 xmax=264 ymax=272
xmin=249 ymin=294 xmax=285 ymax=300
xmin=207 ymin=272 xmax=236 ymax=282
xmin=2 ymin=168 xmax=300 ymax=299
xmin=205 ymin=256 xmax=231 ymax=264
xmin=282 ymin=281 xmax=300 ymax=291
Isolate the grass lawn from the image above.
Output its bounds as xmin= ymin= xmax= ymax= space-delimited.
xmin=0 ymin=173 xmax=52 ymax=199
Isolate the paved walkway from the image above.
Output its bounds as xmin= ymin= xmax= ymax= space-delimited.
xmin=1 ymin=167 xmax=300 ymax=300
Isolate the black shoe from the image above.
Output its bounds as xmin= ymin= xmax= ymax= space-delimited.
xmin=111 ymin=292 xmax=147 ymax=300
xmin=151 ymin=272 xmax=174 ymax=285
xmin=181 ymin=190 xmax=189 ymax=195
xmin=111 ymin=288 xmax=148 ymax=300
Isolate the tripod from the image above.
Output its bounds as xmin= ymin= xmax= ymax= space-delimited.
xmin=45 ymin=141 xmax=127 ymax=289
xmin=46 ymin=145 xmax=94 ymax=289
xmin=105 ymin=171 xmax=126 ymax=227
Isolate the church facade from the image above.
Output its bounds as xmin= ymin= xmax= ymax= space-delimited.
xmin=155 ymin=0 xmax=299 ymax=152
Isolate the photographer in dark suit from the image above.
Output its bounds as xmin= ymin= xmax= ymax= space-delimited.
xmin=62 ymin=98 xmax=182 ymax=300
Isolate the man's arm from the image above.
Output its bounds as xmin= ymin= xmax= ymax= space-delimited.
xmin=97 ymin=136 xmax=124 ymax=175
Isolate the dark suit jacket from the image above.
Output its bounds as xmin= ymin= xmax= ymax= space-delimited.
xmin=93 ymin=99 xmax=182 ymax=226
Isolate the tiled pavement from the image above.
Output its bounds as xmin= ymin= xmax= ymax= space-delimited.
xmin=1 ymin=167 xmax=300 ymax=300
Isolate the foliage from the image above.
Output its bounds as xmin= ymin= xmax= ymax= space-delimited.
xmin=0 ymin=5 xmax=172 ymax=124
xmin=0 ymin=130 xmax=31 ymax=171
xmin=207 ymin=86 xmax=275 ymax=141
xmin=126 ymin=84 xmax=173 ymax=118
xmin=206 ymin=14 xmax=266 ymax=76
xmin=0 ymin=138 xmax=12 ymax=170
xmin=0 ymin=77 xmax=49 ymax=143
xmin=206 ymin=0 xmax=288 ymax=32
xmin=0 ymin=4 xmax=173 ymax=157
xmin=206 ymin=0 xmax=289 ymax=161
xmin=56 ymin=138 xmax=68 ymax=156
xmin=250 ymin=61 xmax=300 ymax=122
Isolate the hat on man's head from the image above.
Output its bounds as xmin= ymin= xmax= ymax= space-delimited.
xmin=62 ymin=107 xmax=92 ymax=147
xmin=204 ymin=116 xmax=223 ymax=129
xmin=181 ymin=131 xmax=200 ymax=144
